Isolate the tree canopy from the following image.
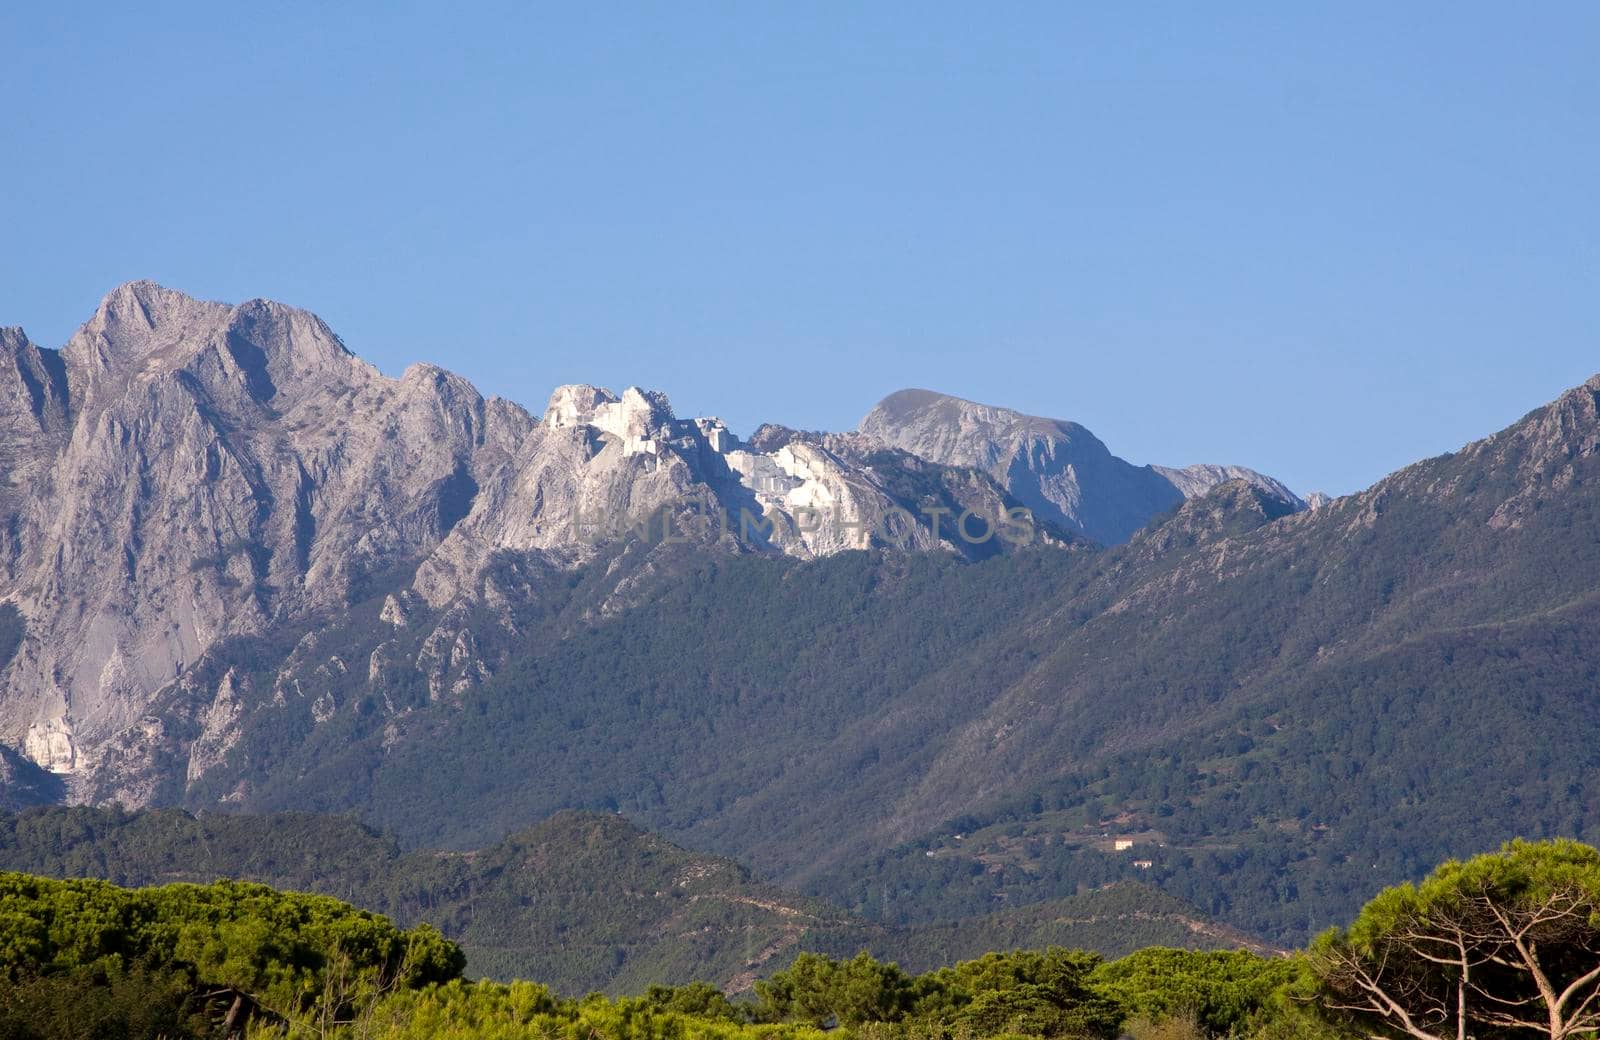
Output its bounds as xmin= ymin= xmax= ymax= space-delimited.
xmin=0 ymin=872 xmax=462 ymax=1038
xmin=1313 ymin=839 xmax=1600 ymax=1039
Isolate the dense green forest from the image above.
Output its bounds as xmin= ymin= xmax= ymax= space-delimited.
xmin=188 ymin=543 xmax=1088 ymax=851
xmin=0 ymin=871 xmax=461 ymax=1039
xmin=0 ymin=871 xmax=1314 ymax=1040
xmin=7 ymin=840 xmax=1599 ymax=1040
xmin=0 ymin=807 xmax=1264 ymax=994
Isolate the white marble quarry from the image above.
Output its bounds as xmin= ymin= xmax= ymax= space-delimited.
xmin=545 ymin=385 xmax=677 ymax=457
xmin=592 ymin=387 xmax=673 ymax=444
xmin=24 ymin=715 xmax=76 ymax=773
xmin=542 ymin=384 xmax=619 ymax=428
xmin=724 ymin=450 xmax=803 ymax=495
xmin=694 ymin=418 xmax=737 ymax=453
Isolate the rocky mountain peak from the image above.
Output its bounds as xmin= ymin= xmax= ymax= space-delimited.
xmin=860 ymin=388 xmax=1302 ymax=545
xmin=1150 ymin=463 xmax=1302 ymax=509
xmin=223 ymin=296 xmax=365 ymax=397
xmin=399 ymin=362 xmax=485 ymax=407
xmin=57 ymin=283 xmax=372 ymax=416
xmin=66 ymin=281 xmax=231 ymax=368
xmin=0 ymin=326 xmax=30 ymax=354
xmin=861 ymin=389 xmax=1105 ymax=470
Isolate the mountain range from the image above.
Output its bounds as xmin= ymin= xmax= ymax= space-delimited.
xmin=3 ymin=281 xmax=1598 ymax=957
xmin=0 ymin=281 xmax=1291 ymax=792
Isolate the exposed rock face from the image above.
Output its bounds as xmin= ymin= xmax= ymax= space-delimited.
xmin=859 ymin=388 xmax=1303 ymax=544
xmin=0 ymin=282 xmax=541 ymax=782
xmin=0 ymin=284 xmax=1082 ymax=791
xmin=1150 ymin=463 xmax=1301 ymax=505
xmin=0 ymin=327 xmax=71 ymax=512
xmin=186 ymin=668 xmax=245 ymax=784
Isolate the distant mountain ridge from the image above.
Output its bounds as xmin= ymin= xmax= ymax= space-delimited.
xmin=859 ymin=388 xmax=1305 ymax=544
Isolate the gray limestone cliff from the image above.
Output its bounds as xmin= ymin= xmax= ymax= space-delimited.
xmin=0 ymin=282 xmax=540 ymax=777
xmin=858 ymin=388 xmax=1303 ymax=544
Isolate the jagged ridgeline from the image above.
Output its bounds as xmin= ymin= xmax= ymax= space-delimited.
xmin=0 ymin=282 xmax=1293 ymax=790
xmin=5 ymin=282 xmax=1600 ymax=957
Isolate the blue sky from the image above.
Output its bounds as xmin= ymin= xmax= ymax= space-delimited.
xmin=2 ymin=3 xmax=1594 ymax=495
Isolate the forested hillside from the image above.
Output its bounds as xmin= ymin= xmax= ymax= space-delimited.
xmin=0 ymin=806 xmax=1260 ymax=994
